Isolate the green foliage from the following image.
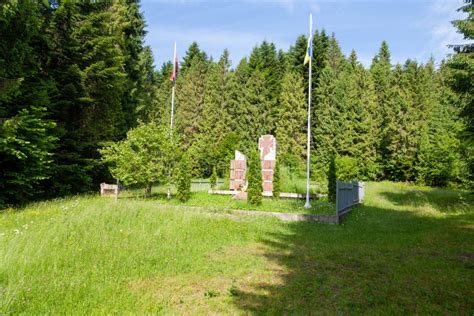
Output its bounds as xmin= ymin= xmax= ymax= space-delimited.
xmin=176 ymin=154 xmax=191 ymax=202
xmin=336 ymin=156 xmax=359 ymax=182
xmin=209 ymin=166 xmax=217 ymax=189
xmin=1 ymin=1 xmax=473 ymax=206
xmin=247 ymin=149 xmax=262 ymax=205
xmin=100 ymin=123 xmax=172 ymax=197
xmin=327 ymin=156 xmax=336 ymax=203
xmin=0 ymin=107 xmax=57 ymax=206
xmin=1 ymin=182 xmax=472 ymax=313
xmin=275 ymin=71 xmax=306 ymax=167
xmin=447 ymin=1 xmax=473 ymax=188
xmin=273 ymin=159 xmax=281 ymax=198
xmin=176 ymin=51 xmax=207 ymax=150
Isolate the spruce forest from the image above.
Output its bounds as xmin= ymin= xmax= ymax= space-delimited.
xmin=1 ymin=1 xmax=472 ymax=207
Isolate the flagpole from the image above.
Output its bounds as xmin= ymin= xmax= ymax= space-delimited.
xmin=304 ymin=13 xmax=312 ymax=209
xmin=167 ymin=41 xmax=177 ymax=199
xmin=170 ymin=41 xmax=177 ymax=132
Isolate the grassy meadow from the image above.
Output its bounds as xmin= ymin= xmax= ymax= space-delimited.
xmin=1 ymin=182 xmax=473 ymax=314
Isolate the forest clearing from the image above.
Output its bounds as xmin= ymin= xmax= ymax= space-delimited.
xmin=1 ymin=0 xmax=473 ymax=314
xmin=1 ymin=182 xmax=473 ymax=314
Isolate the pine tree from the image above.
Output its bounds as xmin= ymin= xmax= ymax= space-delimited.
xmin=447 ymin=0 xmax=473 ymax=188
xmin=145 ymin=61 xmax=172 ymax=125
xmin=275 ymin=71 xmax=306 ymax=168
xmin=210 ymin=166 xmax=217 ymax=189
xmin=327 ymin=155 xmax=336 ymax=203
xmin=181 ymin=42 xmax=208 ymax=72
xmin=273 ymin=158 xmax=281 ymax=198
xmin=246 ymin=41 xmax=281 ymax=133
xmin=247 ymin=148 xmax=262 ymax=205
xmin=286 ymin=35 xmax=308 ymax=79
xmin=176 ymin=154 xmax=191 ymax=202
xmin=175 ymin=53 xmax=207 ymax=149
xmin=192 ymin=50 xmax=233 ymax=176
xmin=370 ymin=41 xmax=393 ymax=172
xmin=0 ymin=1 xmax=57 ymax=205
xmin=238 ymin=70 xmax=269 ymax=147
xmin=346 ymin=51 xmax=379 ymax=179
xmin=312 ymin=29 xmax=330 ymax=86
xmin=416 ymin=63 xmax=464 ymax=186
xmin=382 ymin=61 xmax=434 ymax=181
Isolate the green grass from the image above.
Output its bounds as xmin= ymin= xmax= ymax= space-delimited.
xmin=121 ymin=180 xmax=333 ymax=215
xmin=1 ymin=182 xmax=473 ymax=314
xmin=121 ymin=189 xmax=334 ymax=215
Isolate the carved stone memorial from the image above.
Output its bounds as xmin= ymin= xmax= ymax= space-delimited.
xmin=259 ymin=135 xmax=276 ymax=194
xmin=229 ymin=135 xmax=277 ymax=196
xmin=230 ymin=150 xmax=247 ymax=191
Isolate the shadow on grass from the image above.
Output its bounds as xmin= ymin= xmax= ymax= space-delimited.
xmin=231 ymin=195 xmax=474 ymax=314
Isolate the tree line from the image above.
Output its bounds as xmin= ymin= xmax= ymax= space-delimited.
xmin=1 ymin=0 xmax=472 ymax=206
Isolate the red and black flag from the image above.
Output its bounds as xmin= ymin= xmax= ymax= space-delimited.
xmin=169 ymin=55 xmax=179 ymax=83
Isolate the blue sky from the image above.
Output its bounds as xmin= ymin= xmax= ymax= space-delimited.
xmin=141 ymin=0 xmax=468 ymax=69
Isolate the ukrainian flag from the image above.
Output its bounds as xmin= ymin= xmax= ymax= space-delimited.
xmin=304 ymin=35 xmax=312 ymax=65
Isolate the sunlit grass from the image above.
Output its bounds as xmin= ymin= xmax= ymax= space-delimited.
xmin=1 ymin=182 xmax=473 ymax=314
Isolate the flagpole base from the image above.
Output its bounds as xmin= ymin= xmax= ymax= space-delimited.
xmin=304 ymin=201 xmax=311 ymax=209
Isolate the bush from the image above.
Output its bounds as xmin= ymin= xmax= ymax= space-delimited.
xmin=336 ymin=155 xmax=359 ymax=182
xmin=176 ymin=154 xmax=191 ymax=202
xmin=273 ymin=159 xmax=281 ymax=198
xmin=209 ymin=166 xmax=217 ymax=189
xmin=100 ymin=122 xmax=173 ymax=198
xmin=247 ymin=149 xmax=262 ymax=205
xmin=327 ymin=156 xmax=336 ymax=203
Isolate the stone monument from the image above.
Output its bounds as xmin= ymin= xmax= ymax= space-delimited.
xmin=229 ymin=135 xmax=277 ymax=197
xmin=230 ymin=150 xmax=246 ymax=191
xmin=259 ymin=135 xmax=276 ymax=194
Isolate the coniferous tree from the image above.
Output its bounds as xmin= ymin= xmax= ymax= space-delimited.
xmin=0 ymin=1 xmax=57 ymax=205
xmin=145 ymin=61 xmax=172 ymax=125
xmin=210 ymin=166 xmax=217 ymax=189
xmin=273 ymin=158 xmax=281 ymax=198
xmin=370 ymin=41 xmax=393 ymax=172
xmin=176 ymin=154 xmax=191 ymax=202
xmin=447 ymin=0 xmax=473 ymax=187
xmin=346 ymin=51 xmax=379 ymax=179
xmin=175 ymin=50 xmax=207 ymax=149
xmin=416 ymin=63 xmax=464 ymax=186
xmin=287 ymin=35 xmax=308 ymax=80
xmin=239 ymin=70 xmax=269 ymax=147
xmin=327 ymin=155 xmax=336 ymax=203
xmin=275 ymin=71 xmax=306 ymax=167
xmin=192 ymin=50 xmax=233 ymax=176
xmin=181 ymin=42 xmax=207 ymax=72
xmin=247 ymin=148 xmax=263 ymax=205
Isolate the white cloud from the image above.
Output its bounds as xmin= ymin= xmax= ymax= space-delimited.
xmin=418 ymin=0 xmax=470 ymax=63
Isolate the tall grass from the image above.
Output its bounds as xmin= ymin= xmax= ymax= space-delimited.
xmin=1 ymin=182 xmax=472 ymax=314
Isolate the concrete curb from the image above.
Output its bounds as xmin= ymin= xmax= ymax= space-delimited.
xmin=151 ymin=203 xmax=341 ymax=224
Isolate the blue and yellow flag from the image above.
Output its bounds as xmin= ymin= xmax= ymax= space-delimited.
xmin=304 ymin=35 xmax=312 ymax=65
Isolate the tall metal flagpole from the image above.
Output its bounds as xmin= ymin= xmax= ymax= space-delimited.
xmin=170 ymin=41 xmax=177 ymax=132
xmin=167 ymin=42 xmax=177 ymax=199
xmin=304 ymin=14 xmax=313 ymax=209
